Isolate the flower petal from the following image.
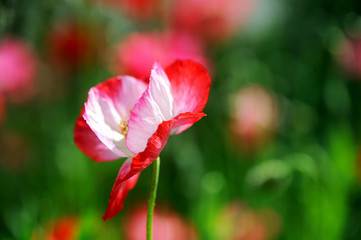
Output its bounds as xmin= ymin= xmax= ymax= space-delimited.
xmin=165 ymin=60 xmax=211 ymax=116
xmin=131 ymin=120 xmax=173 ymax=171
xmin=83 ymin=76 xmax=147 ymax=157
xmin=126 ymin=63 xmax=174 ymax=154
xmin=171 ymin=112 xmax=206 ymax=135
xmin=102 ymin=120 xmax=173 ymax=220
xmin=74 ymin=108 xmax=121 ymax=162
xmin=102 ymin=159 xmax=140 ymax=221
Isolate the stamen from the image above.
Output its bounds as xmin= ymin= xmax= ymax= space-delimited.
xmin=119 ymin=120 xmax=128 ymax=136
xmin=119 ymin=111 xmax=131 ymax=136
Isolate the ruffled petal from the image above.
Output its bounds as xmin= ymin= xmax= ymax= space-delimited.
xmin=126 ymin=63 xmax=174 ymax=154
xmin=83 ymin=76 xmax=147 ymax=157
xmin=171 ymin=112 xmax=206 ymax=135
xmin=102 ymin=159 xmax=140 ymax=221
xmin=74 ymin=108 xmax=121 ymax=162
xmin=102 ymin=120 xmax=173 ymax=221
xmin=165 ymin=60 xmax=211 ymax=116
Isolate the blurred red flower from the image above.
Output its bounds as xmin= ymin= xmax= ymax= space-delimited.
xmin=0 ymin=37 xmax=37 ymax=102
xmin=125 ymin=204 xmax=198 ymax=240
xmin=230 ymin=85 xmax=278 ymax=152
xmin=110 ymin=32 xmax=210 ymax=79
xmin=74 ymin=60 xmax=211 ymax=220
xmin=46 ymin=21 xmax=103 ymax=73
xmin=31 ymin=216 xmax=79 ymax=240
xmin=215 ymin=202 xmax=281 ymax=240
xmin=337 ymin=35 xmax=361 ymax=78
xmin=170 ymin=0 xmax=256 ymax=42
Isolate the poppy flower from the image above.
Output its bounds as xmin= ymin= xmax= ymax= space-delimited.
xmin=74 ymin=60 xmax=211 ymax=220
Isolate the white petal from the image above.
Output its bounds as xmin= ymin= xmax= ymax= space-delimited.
xmin=126 ymin=63 xmax=174 ymax=154
xmin=84 ymin=76 xmax=147 ymax=157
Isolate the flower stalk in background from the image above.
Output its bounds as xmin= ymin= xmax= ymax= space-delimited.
xmin=74 ymin=60 xmax=211 ymax=237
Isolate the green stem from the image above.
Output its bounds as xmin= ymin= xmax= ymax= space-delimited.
xmin=147 ymin=157 xmax=160 ymax=240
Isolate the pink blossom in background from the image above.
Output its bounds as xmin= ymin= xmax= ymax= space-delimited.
xmin=337 ymin=35 xmax=361 ymax=78
xmin=230 ymin=85 xmax=278 ymax=152
xmin=215 ymin=202 xmax=281 ymax=240
xmin=47 ymin=21 xmax=103 ymax=73
xmin=125 ymin=205 xmax=198 ymax=240
xmin=31 ymin=216 xmax=80 ymax=240
xmin=74 ymin=60 xmax=211 ymax=220
xmin=111 ymin=32 xmax=210 ymax=79
xmin=171 ymin=0 xmax=256 ymax=42
xmin=0 ymin=37 xmax=37 ymax=101
xmin=97 ymin=0 xmax=159 ymax=19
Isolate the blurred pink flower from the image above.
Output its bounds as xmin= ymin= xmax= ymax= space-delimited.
xmin=47 ymin=21 xmax=104 ymax=73
xmin=74 ymin=60 xmax=211 ymax=220
xmin=111 ymin=32 xmax=210 ymax=79
xmin=215 ymin=202 xmax=281 ymax=240
xmin=171 ymin=0 xmax=256 ymax=42
xmin=0 ymin=37 xmax=37 ymax=101
xmin=125 ymin=204 xmax=198 ymax=240
xmin=337 ymin=35 xmax=361 ymax=78
xmin=31 ymin=216 xmax=80 ymax=240
xmin=97 ymin=0 xmax=159 ymax=19
xmin=230 ymin=85 xmax=278 ymax=152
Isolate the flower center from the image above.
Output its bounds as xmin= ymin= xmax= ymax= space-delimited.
xmin=119 ymin=112 xmax=130 ymax=136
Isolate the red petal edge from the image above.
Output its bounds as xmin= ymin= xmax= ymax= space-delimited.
xmin=102 ymin=159 xmax=140 ymax=221
xmin=74 ymin=108 xmax=120 ymax=162
xmin=165 ymin=60 xmax=211 ymax=115
xmin=171 ymin=112 xmax=206 ymax=135
xmin=102 ymin=120 xmax=173 ymax=221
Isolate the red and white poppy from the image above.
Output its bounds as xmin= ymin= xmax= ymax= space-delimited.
xmin=74 ymin=60 xmax=211 ymax=220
